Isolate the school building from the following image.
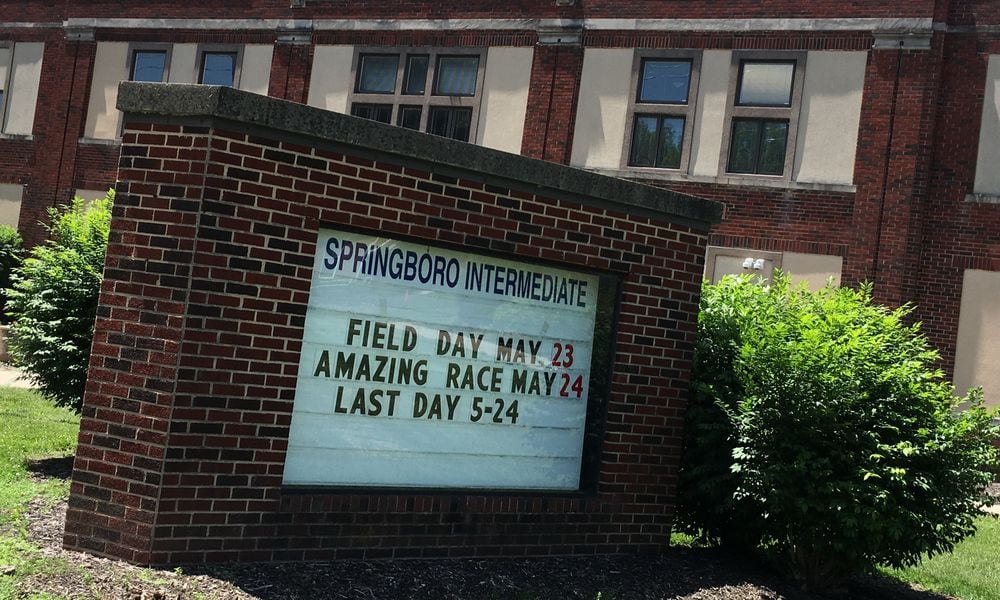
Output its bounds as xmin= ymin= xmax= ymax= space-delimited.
xmin=1 ymin=0 xmax=999 ymax=407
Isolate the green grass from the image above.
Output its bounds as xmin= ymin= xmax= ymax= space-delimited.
xmin=0 ymin=386 xmax=79 ymax=600
xmin=0 ymin=385 xmax=998 ymax=600
xmin=884 ymin=515 xmax=1000 ymax=600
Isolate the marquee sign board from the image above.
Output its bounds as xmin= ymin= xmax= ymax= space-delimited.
xmin=283 ymin=228 xmax=606 ymax=490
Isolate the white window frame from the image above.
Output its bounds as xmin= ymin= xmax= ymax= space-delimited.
xmin=621 ymin=49 xmax=702 ymax=173
xmin=347 ymin=47 xmax=487 ymax=142
xmin=718 ymin=50 xmax=807 ymax=181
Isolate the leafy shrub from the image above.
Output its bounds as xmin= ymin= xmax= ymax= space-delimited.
xmin=677 ymin=274 xmax=998 ymax=590
xmin=6 ymin=192 xmax=113 ymax=412
xmin=0 ymin=225 xmax=23 ymax=325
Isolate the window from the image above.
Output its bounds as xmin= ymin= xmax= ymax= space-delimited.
xmin=348 ymin=48 xmax=486 ymax=142
xmin=198 ymin=50 xmax=240 ymax=87
xmin=720 ymin=53 xmax=805 ymax=178
xmin=623 ymin=51 xmax=701 ymax=171
xmin=130 ymin=49 xmax=168 ymax=82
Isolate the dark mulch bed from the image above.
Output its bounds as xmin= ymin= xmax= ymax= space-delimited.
xmin=8 ymin=464 xmax=965 ymax=600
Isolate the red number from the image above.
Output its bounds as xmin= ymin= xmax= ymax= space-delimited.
xmin=553 ymin=343 xmax=574 ymax=367
xmin=562 ymin=344 xmax=574 ymax=368
xmin=560 ymin=374 xmax=584 ymax=398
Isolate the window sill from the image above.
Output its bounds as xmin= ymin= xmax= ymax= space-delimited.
xmin=965 ymin=193 xmax=1000 ymax=205
xmin=589 ymin=168 xmax=857 ymax=194
xmin=0 ymin=133 xmax=33 ymax=142
xmin=78 ymin=137 xmax=122 ymax=146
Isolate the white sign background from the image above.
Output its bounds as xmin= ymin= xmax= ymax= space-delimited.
xmin=283 ymin=228 xmax=601 ymax=490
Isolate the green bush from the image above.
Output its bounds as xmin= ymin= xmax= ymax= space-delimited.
xmin=0 ymin=225 xmax=24 ymax=326
xmin=6 ymin=192 xmax=113 ymax=412
xmin=677 ymin=274 xmax=998 ymax=590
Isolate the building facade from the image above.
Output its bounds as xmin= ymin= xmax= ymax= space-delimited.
xmin=1 ymin=0 xmax=999 ymax=408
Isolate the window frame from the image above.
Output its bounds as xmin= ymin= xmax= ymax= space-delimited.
xmin=127 ymin=44 xmax=172 ymax=84
xmin=621 ymin=50 xmax=702 ymax=173
xmin=719 ymin=51 xmax=806 ymax=180
xmin=347 ymin=47 xmax=487 ymax=143
xmin=195 ymin=45 xmax=243 ymax=88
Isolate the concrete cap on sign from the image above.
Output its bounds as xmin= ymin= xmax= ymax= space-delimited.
xmin=115 ymin=82 xmax=723 ymax=228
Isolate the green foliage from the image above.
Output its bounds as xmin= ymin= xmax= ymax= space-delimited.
xmin=5 ymin=192 xmax=113 ymax=413
xmin=0 ymin=225 xmax=24 ymax=326
xmin=677 ymin=274 xmax=999 ymax=590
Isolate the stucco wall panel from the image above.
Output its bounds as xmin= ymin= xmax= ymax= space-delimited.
xmin=238 ymin=44 xmax=273 ymax=95
xmin=84 ymin=42 xmax=129 ymax=140
xmin=4 ymin=42 xmax=44 ymax=136
xmin=782 ymin=251 xmax=842 ymax=290
xmin=973 ymin=55 xmax=1000 ymax=195
xmin=306 ymin=45 xmax=354 ymax=113
xmin=477 ymin=47 xmax=533 ymax=154
xmin=569 ymin=48 xmax=631 ymax=170
xmin=690 ymin=50 xmax=731 ymax=178
xmin=793 ymin=51 xmax=866 ymax=185
xmin=0 ymin=183 xmax=22 ymax=228
xmin=954 ymin=269 xmax=1000 ymax=408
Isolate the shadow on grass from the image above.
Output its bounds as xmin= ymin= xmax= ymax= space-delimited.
xmin=25 ymin=455 xmax=74 ymax=480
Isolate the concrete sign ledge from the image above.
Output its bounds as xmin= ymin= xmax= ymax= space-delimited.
xmin=116 ymin=82 xmax=723 ymax=230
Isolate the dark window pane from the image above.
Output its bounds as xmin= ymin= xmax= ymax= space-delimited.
xmin=434 ymin=56 xmax=479 ymax=96
xmin=351 ymin=103 xmax=392 ymax=124
xmin=427 ymin=106 xmax=473 ymax=141
xmin=200 ymin=52 xmax=236 ymax=87
xmin=728 ymin=119 xmax=761 ymax=173
xmin=656 ymin=116 xmax=685 ymax=168
xmin=131 ymin=51 xmax=167 ymax=82
xmin=628 ymin=116 xmax=659 ymax=167
xmin=449 ymin=108 xmax=472 ymax=141
xmin=638 ymin=59 xmax=691 ymax=104
xmin=357 ymin=55 xmax=399 ymax=94
xmin=629 ymin=115 xmax=685 ymax=169
xmin=403 ymin=55 xmax=428 ymax=95
xmin=738 ymin=61 xmax=795 ymax=106
xmin=757 ymin=120 xmax=788 ymax=175
xmin=397 ymin=106 xmax=422 ymax=130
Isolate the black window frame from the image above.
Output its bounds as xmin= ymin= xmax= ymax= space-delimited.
xmin=726 ymin=117 xmax=790 ymax=175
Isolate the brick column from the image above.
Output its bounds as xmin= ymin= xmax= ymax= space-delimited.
xmin=847 ymin=35 xmax=942 ymax=306
xmin=63 ymin=123 xmax=209 ymax=563
xmin=17 ymin=29 xmax=96 ymax=246
xmin=521 ymin=38 xmax=584 ymax=164
xmin=268 ymin=28 xmax=314 ymax=104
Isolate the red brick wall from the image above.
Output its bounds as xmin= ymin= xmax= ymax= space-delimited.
xmin=64 ymin=111 xmax=713 ymax=564
xmin=910 ymin=31 xmax=1000 ymax=374
xmin=0 ymin=1 xmax=937 ymax=21
xmin=521 ymin=44 xmax=583 ymax=164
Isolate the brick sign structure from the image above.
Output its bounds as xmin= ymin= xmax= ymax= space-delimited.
xmin=64 ymin=82 xmax=722 ymax=564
